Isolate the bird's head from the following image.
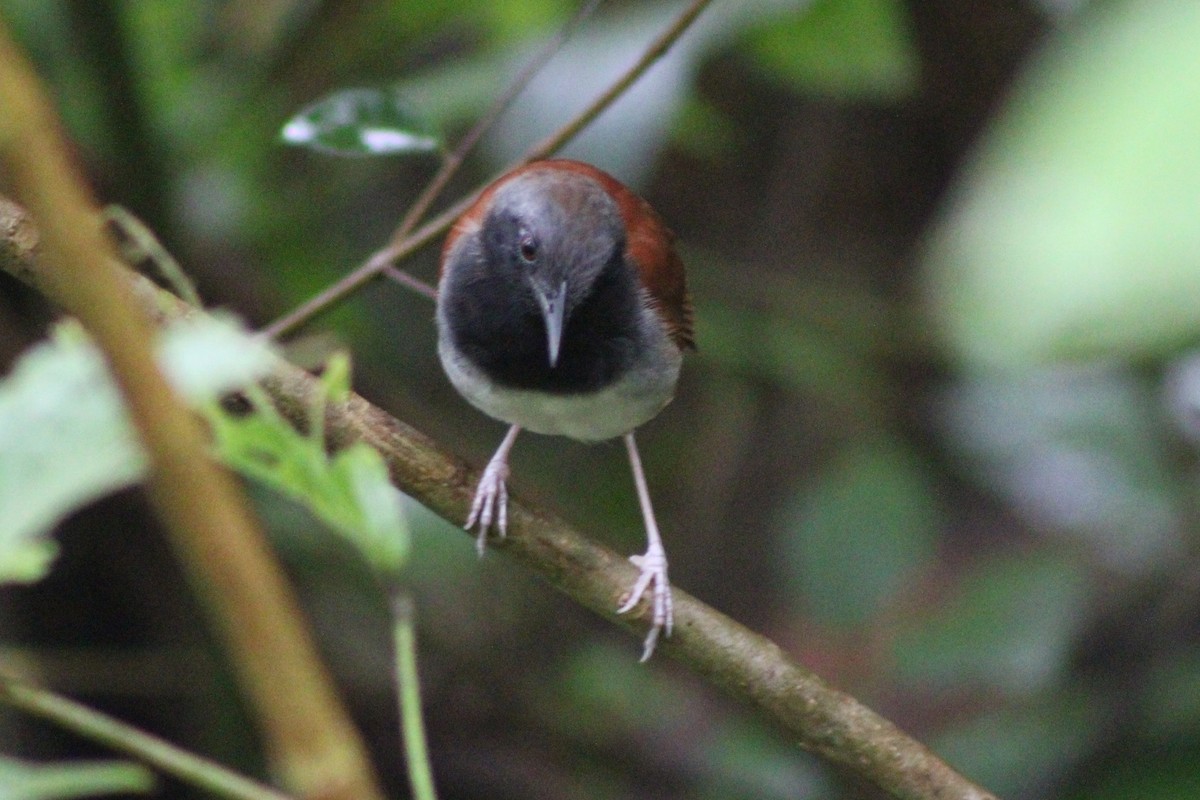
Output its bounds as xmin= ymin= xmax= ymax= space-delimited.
xmin=479 ymin=168 xmax=626 ymax=367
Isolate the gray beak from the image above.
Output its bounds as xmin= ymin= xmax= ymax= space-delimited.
xmin=533 ymin=279 xmax=568 ymax=367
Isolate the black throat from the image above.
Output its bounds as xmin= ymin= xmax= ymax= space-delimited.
xmin=442 ymin=251 xmax=642 ymax=395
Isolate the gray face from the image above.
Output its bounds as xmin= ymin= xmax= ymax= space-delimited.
xmin=487 ymin=169 xmax=626 ymax=321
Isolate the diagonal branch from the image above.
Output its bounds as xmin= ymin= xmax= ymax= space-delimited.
xmin=1 ymin=196 xmax=997 ymax=800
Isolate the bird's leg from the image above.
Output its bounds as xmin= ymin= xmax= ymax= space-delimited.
xmin=466 ymin=424 xmax=521 ymax=556
xmin=616 ymin=432 xmax=674 ymax=661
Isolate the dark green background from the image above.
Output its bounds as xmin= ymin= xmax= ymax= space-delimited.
xmin=3 ymin=1 xmax=1199 ymax=798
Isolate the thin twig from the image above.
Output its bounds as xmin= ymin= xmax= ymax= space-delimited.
xmin=523 ymin=0 xmax=711 ymax=162
xmin=261 ymin=226 xmax=439 ymax=338
xmin=0 ymin=676 xmax=295 ymax=800
xmin=374 ymin=0 xmax=603 ymax=302
xmin=390 ymin=0 xmax=604 ymax=245
xmin=264 ymin=0 xmax=712 ymax=337
xmin=0 ymin=214 xmax=999 ymax=800
xmin=383 ymin=264 xmax=438 ymax=301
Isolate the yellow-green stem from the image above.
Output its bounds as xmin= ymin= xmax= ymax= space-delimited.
xmin=0 ymin=676 xmax=293 ymax=800
xmin=392 ymin=594 xmax=439 ymax=800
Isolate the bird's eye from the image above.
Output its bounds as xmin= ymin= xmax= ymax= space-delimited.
xmin=518 ymin=233 xmax=538 ymax=264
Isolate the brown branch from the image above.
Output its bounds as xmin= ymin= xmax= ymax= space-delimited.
xmin=0 ymin=196 xmax=998 ymax=800
xmin=263 ymin=0 xmax=714 ymax=339
xmin=0 ymin=28 xmax=383 ymax=800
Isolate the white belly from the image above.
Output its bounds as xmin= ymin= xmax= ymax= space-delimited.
xmin=439 ymin=338 xmax=681 ymax=441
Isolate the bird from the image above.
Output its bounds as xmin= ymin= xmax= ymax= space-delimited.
xmin=435 ymin=159 xmax=694 ymax=661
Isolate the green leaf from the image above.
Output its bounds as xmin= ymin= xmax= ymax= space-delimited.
xmin=203 ymin=376 xmax=409 ymax=579
xmin=923 ymin=2 xmax=1200 ymax=367
xmin=778 ymin=438 xmax=939 ymax=627
xmin=280 ymin=86 xmax=442 ymax=156
xmin=319 ymin=351 xmax=353 ymax=404
xmin=0 ymin=317 xmax=275 ymax=585
xmin=0 ymin=756 xmax=155 ymax=799
xmin=0 ymin=324 xmax=137 ymax=583
xmin=157 ymin=314 xmax=277 ymax=399
xmin=894 ymin=552 xmax=1089 ymax=694
xmin=744 ymin=0 xmax=918 ymax=100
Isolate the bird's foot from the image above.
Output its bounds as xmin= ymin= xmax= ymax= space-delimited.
xmin=466 ymin=457 xmax=509 ymax=556
xmin=617 ymin=543 xmax=673 ymax=662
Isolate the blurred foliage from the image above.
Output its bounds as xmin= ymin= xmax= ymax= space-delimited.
xmin=923 ymin=1 xmax=1200 ymax=367
xmin=0 ymin=309 xmax=407 ymax=592
xmin=744 ymin=0 xmax=918 ymax=100
xmin=0 ymin=317 xmax=274 ymax=585
xmin=779 ymin=438 xmax=939 ymax=627
xmin=3 ymin=0 xmax=1200 ymax=798
xmin=894 ymin=552 xmax=1089 ymax=694
xmin=932 ymin=693 xmax=1100 ymax=798
xmin=204 ymin=356 xmax=411 ymax=582
xmin=939 ymin=367 xmax=1184 ymax=571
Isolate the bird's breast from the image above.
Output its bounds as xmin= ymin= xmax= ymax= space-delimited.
xmin=437 ymin=249 xmax=648 ymax=395
xmin=437 ymin=322 xmax=682 ymax=441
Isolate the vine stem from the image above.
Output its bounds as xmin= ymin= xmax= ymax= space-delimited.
xmin=261 ymin=215 xmax=447 ymax=338
xmin=392 ymin=594 xmax=439 ymax=800
xmin=521 ymin=0 xmax=712 ymax=163
xmin=0 ymin=675 xmax=294 ymax=800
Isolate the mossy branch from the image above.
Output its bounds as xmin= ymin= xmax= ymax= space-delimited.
xmin=0 ymin=195 xmax=997 ymax=800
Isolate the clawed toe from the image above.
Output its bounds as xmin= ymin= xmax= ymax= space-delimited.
xmin=617 ymin=546 xmax=673 ymax=661
xmin=466 ymin=457 xmax=510 ymax=556
xmin=466 ymin=425 xmax=520 ymax=556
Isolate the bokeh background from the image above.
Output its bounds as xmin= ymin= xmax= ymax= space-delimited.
xmin=4 ymin=0 xmax=1200 ymax=798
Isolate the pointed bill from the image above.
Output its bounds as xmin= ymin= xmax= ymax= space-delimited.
xmin=533 ymin=280 xmax=568 ymax=367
